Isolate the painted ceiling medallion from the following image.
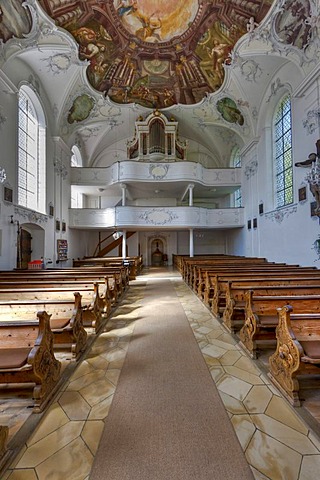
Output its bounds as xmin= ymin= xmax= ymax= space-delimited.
xmin=5 ymin=1 xmax=272 ymax=109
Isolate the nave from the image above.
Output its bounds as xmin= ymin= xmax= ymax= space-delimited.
xmin=2 ymin=268 xmax=320 ymax=479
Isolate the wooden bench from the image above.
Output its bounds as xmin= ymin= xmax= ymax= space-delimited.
xmin=183 ymin=257 xmax=269 ymax=287
xmin=0 ymin=283 xmax=109 ymax=334
xmin=0 ymin=312 xmax=61 ymax=411
xmin=0 ymin=271 xmax=123 ymax=306
xmin=269 ymin=305 xmax=320 ymax=407
xmin=72 ymin=256 xmax=142 ymax=280
xmin=0 ymin=293 xmax=87 ymax=359
xmin=204 ymin=269 xmax=320 ymax=311
xmin=239 ymin=291 xmax=320 ymax=358
xmin=223 ymin=279 xmax=320 ymax=332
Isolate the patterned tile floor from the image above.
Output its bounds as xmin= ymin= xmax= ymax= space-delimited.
xmin=2 ymin=268 xmax=320 ymax=479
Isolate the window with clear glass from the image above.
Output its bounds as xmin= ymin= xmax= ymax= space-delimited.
xmin=231 ymin=148 xmax=242 ymax=207
xmin=273 ymin=94 xmax=293 ymax=208
xmin=71 ymin=145 xmax=83 ymax=167
xmin=18 ymin=87 xmax=46 ymax=212
xmin=71 ymin=186 xmax=83 ymax=208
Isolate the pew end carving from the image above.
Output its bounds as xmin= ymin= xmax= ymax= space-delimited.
xmin=0 ymin=311 xmax=61 ymax=412
xmin=269 ymin=305 xmax=320 ymax=406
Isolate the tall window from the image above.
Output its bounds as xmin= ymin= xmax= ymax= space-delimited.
xmin=71 ymin=145 xmax=83 ymax=167
xmin=273 ymin=94 xmax=293 ymax=208
xmin=231 ymin=148 xmax=242 ymax=208
xmin=18 ymin=86 xmax=46 ymax=212
xmin=70 ymin=145 xmax=83 ymax=208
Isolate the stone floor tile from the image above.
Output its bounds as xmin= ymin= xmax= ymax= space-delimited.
xmin=250 ymin=414 xmax=319 ymax=455
xmin=217 ymin=374 xmax=253 ymax=401
xmin=224 ymin=366 xmax=265 ymax=386
xmin=246 ymin=430 xmax=302 ymax=480
xmin=26 ymin=402 xmax=69 ymax=447
xmin=80 ymin=378 xmax=115 ymax=407
xmin=59 ymin=391 xmax=91 ymax=421
xmin=5 ymin=470 xmax=38 ymax=480
xmin=219 ymin=391 xmax=248 ymax=415
xmin=16 ymin=421 xmax=85 ymax=468
xmin=35 ymin=437 xmax=93 ymax=480
xmin=265 ymin=396 xmax=309 ymax=435
xmin=299 ymin=454 xmax=320 ymax=480
xmin=231 ymin=413 xmax=256 ymax=451
xmin=87 ymin=393 xmax=114 ymax=421
xmin=81 ymin=420 xmax=105 ymax=455
xmin=243 ymin=385 xmax=273 ymax=414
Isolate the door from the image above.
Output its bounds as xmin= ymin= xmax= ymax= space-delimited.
xmin=19 ymin=228 xmax=32 ymax=269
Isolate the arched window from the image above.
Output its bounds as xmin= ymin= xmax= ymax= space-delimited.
xmin=231 ymin=147 xmax=242 ymax=208
xmin=71 ymin=145 xmax=83 ymax=167
xmin=18 ymin=86 xmax=46 ymax=213
xmin=70 ymin=145 xmax=83 ymax=208
xmin=273 ymin=94 xmax=293 ymax=208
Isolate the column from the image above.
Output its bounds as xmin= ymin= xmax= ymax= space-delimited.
xmin=189 ymin=228 xmax=194 ymax=258
xmin=189 ymin=184 xmax=194 ymax=206
xmin=121 ymin=183 xmax=126 ymax=206
xmin=122 ymin=229 xmax=127 ymax=259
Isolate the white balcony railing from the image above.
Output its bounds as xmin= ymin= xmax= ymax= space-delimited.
xmin=71 ymin=161 xmax=241 ymax=187
xmin=69 ymin=206 xmax=244 ymax=229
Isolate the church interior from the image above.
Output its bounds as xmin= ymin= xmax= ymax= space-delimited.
xmin=1 ymin=0 xmax=320 ymax=478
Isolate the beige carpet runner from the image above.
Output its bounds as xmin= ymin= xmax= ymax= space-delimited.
xmin=89 ymin=279 xmax=253 ymax=480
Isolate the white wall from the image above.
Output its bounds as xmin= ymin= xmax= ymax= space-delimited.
xmin=227 ymin=62 xmax=320 ymax=267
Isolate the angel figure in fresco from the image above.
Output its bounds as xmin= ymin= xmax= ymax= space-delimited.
xmin=116 ymin=0 xmax=137 ymax=17
xmin=134 ymin=10 xmax=162 ymax=42
xmin=206 ymin=39 xmax=231 ymax=81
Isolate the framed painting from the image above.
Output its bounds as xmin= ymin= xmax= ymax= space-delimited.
xmin=298 ymin=186 xmax=307 ymax=202
xmin=4 ymin=186 xmax=13 ymax=203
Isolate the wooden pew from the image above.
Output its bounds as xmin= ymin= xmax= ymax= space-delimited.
xmin=269 ymin=305 xmax=320 ymax=407
xmin=0 ymin=271 xmax=124 ymax=306
xmin=0 ymin=283 xmax=109 ymax=333
xmin=223 ymin=279 xmax=320 ymax=332
xmin=0 ymin=293 xmax=87 ymax=359
xmin=0 ymin=311 xmax=61 ymax=411
xmin=205 ymin=269 xmax=320 ymax=312
xmin=239 ymin=290 xmax=320 ymax=358
xmin=183 ymin=257 xmax=269 ymax=287
xmin=72 ymin=256 xmax=142 ymax=280
xmin=0 ymin=267 xmax=129 ymax=292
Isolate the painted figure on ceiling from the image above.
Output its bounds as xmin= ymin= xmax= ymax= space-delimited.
xmin=38 ymin=0 xmax=274 ymax=109
xmin=116 ymin=0 xmax=138 ymax=17
xmin=0 ymin=0 xmax=31 ymax=42
xmin=275 ymin=0 xmax=311 ymax=49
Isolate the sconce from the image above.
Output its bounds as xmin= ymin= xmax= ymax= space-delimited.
xmin=113 ymin=230 xmax=123 ymax=240
xmin=10 ymin=215 xmax=20 ymax=231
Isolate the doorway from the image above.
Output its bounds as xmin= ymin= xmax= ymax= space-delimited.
xmin=16 ymin=223 xmax=45 ymax=269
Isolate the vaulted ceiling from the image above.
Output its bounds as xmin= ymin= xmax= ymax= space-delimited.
xmin=0 ymin=0 xmax=318 ymax=169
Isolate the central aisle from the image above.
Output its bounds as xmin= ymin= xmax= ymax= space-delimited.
xmin=89 ymin=277 xmax=253 ymax=480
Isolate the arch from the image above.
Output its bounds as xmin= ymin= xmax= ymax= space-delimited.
xmin=18 ymin=85 xmax=46 ymax=213
xmin=16 ymin=223 xmax=46 ymax=269
xmin=71 ymin=145 xmax=83 ymax=167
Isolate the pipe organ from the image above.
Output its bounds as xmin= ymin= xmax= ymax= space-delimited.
xmin=127 ymin=111 xmax=187 ymax=162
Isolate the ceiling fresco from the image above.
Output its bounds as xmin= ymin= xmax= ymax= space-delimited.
xmin=32 ymin=0 xmax=273 ymax=109
xmin=0 ymin=1 xmax=31 ymax=42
